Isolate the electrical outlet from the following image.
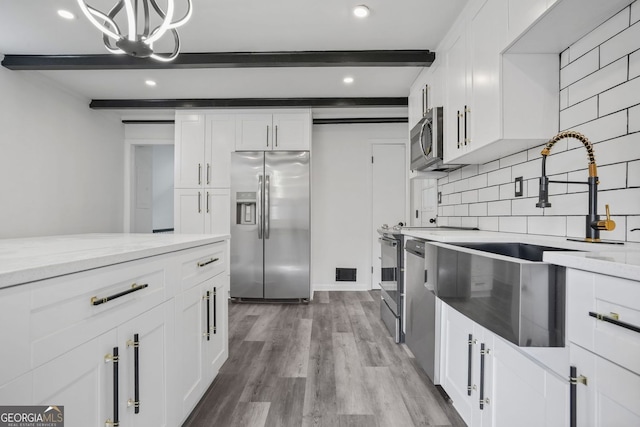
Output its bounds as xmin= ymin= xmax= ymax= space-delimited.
xmin=438 ymin=191 xmax=442 ymax=204
xmin=514 ymin=176 xmax=523 ymax=197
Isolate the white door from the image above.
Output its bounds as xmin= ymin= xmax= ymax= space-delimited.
xmin=174 ymin=114 xmax=205 ymax=188
xmin=174 ymin=189 xmax=204 ymax=234
xmin=205 ymin=115 xmax=235 ymax=188
xmin=205 ymin=189 xmax=231 ymax=235
xmin=204 ymin=276 xmax=228 ymax=381
xmin=371 ymin=142 xmax=406 ymax=289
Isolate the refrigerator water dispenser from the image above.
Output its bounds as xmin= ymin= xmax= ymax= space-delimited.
xmin=236 ymin=191 xmax=256 ymax=225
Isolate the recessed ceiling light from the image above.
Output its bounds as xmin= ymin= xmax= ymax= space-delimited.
xmin=145 ymin=80 xmax=157 ymax=87
xmin=353 ymin=5 xmax=370 ymax=18
xmin=57 ymin=9 xmax=75 ymax=20
xmin=343 ymin=77 xmax=354 ymax=84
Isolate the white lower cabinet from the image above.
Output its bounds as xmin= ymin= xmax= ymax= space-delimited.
xmin=570 ymin=344 xmax=640 ymax=427
xmin=441 ymin=304 xmax=568 ymax=427
xmin=176 ymin=274 xmax=228 ymax=420
xmin=0 ymin=240 xmax=228 ymax=427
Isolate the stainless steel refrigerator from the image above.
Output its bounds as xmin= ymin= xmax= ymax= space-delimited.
xmin=230 ymin=151 xmax=310 ymax=300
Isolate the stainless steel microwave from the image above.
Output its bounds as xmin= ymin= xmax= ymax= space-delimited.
xmin=410 ymin=107 xmax=462 ymax=172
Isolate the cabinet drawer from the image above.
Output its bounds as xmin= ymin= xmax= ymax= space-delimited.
xmin=567 ymin=269 xmax=640 ymax=375
xmin=0 ymin=286 xmax=31 ymax=387
xmin=180 ymin=242 xmax=226 ymax=291
xmin=30 ymin=258 xmax=166 ymax=368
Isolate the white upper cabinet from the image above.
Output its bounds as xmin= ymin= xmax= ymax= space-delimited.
xmin=175 ymin=112 xmax=236 ymax=189
xmin=174 ymin=114 xmax=206 ymax=189
xmin=441 ymin=0 xmax=558 ymax=165
xmin=235 ymin=110 xmax=311 ymax=151
xmin=408 ymin=69 xmax=430 ymax=129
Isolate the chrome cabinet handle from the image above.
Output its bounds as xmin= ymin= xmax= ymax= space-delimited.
xmin=265 ymin=175 xmax=271 ymax=239
xmin=275 ymin=125 xmax=278 ymax=147
xmin=198 ymin=191 xmax=201 ymax=213
xmin=464 ymin=105 xmax=471 ymax=145
xmin=258 ymin=175 xmax=263 ymax=239
xmin=266 ymin=125 xmax=269 ymax=147
xmin=198 ymin=163 xmax=202 ymax=185
xmin=204 ymin=291 xmax=211 ymax=341
xmin=479 ymin=343 xmax=489 ymax=409
xmin=206 ymin=163 xmax=211 ymax=185
xmin=457 ymin=111 xmax=462 ymax=149
xmin=206 ymin=191 xmax=210 ymax=213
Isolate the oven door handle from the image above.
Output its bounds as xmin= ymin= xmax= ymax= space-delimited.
xmin=378 ymin=238 xmax=397 ymax=247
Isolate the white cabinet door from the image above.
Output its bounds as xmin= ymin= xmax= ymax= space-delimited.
xmin=571 ymin=344 xmax=640 ymax=427
xmin=0 ymin=288 xmax=30 ymax=387
xmin=175 ymin=114 xmax=206 ymax=189
xmin=204 ymin=275 xmax=229 ymax=382
xmin=235 ymin=114 xmax=273 ymax=151
xmin=486 ymin=334 xmax=568 ymax=427
xmin=441 ymin=304 xmax=480 ymax=425
xmin=408 ymin=69 xmax=430 ymax=129
xmin=205 ymin=188 xmax=231 ymax=235
xmin=117 ymin=301 xmax=175 ymax=427
xmin=272 ymin=112 xmax=311 ymax=150
xmin=205 ymin=114 xmax=235 ymax=188
xmin=174 ymin=189 xmax=205 ymax=234
xmin=444 ymin=30 xmax=469 ymax=162
xmin=32 ymin=330 xmax=116 ymax=427
xmin=469 ymin=0 xmax=507 ymax=150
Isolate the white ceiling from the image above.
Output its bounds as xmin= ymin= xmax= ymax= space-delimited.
xmin=0 ymin=0 xmax=468 ymax=106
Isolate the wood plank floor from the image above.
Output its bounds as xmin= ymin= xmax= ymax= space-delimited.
xmin=183 ymin=290 xmax=466 ymax=427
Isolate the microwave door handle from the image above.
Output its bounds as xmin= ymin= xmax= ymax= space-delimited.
xmin=419 ymin=120 xmax=430 ymax=156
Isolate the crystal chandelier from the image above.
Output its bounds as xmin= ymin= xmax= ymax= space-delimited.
xmin=77 ymin=0 xmax=193 ymax=62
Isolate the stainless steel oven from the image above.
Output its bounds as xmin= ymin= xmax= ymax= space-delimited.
xmin=378 ymin=228 xmax=404 ymax=343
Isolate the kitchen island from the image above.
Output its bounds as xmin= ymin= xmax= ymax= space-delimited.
xmin=0 ymin=233 xmax=229 ymax=427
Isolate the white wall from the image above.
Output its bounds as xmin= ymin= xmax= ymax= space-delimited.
xmin=435 ymin=2 xmax=640 ymax=243
xmin=152 ymin=145 xmax=175 ymax=230
xmin=0 ymin=62 xmax=125 ymax=238
xmin=311 ymin=122 xmax=407 ymax=290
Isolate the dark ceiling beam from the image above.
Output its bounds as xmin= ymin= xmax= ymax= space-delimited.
xmin=2 ymin=50 xmax=435 ymax=70
xmin=90 ymin=97 xmax=408 ymax=109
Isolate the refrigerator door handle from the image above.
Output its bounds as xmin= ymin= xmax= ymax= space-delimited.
xmin=265 ymin=175 xmax=271 ymax=239
xmin=258 ymin=175 xmax=263 ymax=239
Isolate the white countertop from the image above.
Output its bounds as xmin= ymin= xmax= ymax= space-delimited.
xmin=0 ymin=233 xmax=229 ymax=289
xmin=401 ymin=228 xmax=640 ymax=280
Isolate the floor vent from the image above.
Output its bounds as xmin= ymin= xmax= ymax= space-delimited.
xmin=336 ymin=268 xmax=357 ymax=282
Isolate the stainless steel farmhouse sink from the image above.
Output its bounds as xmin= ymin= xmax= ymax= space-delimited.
xmin=435 ymin=242 xmax=576 ymax=347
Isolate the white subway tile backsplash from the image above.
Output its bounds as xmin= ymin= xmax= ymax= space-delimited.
xmin=630 ymin=105 xmax=640 ymax=133
xmin=594 ymin=133 xmax=640 ymax=167
xmin=435 ymin=3 xmax=640 ymax=243
xmin=598 ymin=187 xmax=640 ymax=214
xmin=512 ymin=157 xmax=541 ymax=180
xmin=599 ymin=76 xmax=640 ymax=116
xmin=469 ymin=202 xmax=488 ymax=216
xmin=468 ymin=173 xmax=488 ymax=190
xmin=478 ymin=186 xmax=500 ymax=202
xmin=499 ymin=183 xmax=513 ymax=200
xmin=528 ymin=216 xmax=567 ymax=236
xmin=600 ymin=22 xmax=640 ymax=67
xmin=478 ymin=217 xmax=499 ymax=231
xmin=455 ymin=204 xmax=469 ymax=217
xmin=461 ymin=164 xmax=479 ymax=179
xmin=500 ymin=151 xmax=528 ymax=168
xmin=631 ymin=50 xmax=640 ymax=80
xmin=487 ymin=167 xmax=512 ymax=186
xmin=487 ymin=200 xmax=511 ymax=216
xmin=633 ymin=1 xmax=640 ymax=25
xmin=570 ymin=111 xmax=628 ymax=146
xmin=567 ymin=57 xmax=627 ymax=106
xmin=545 ymin=192 xmax=589 ymax=216
xmin=560 ymin=48 xmax=599 ymax=89
xmin=479 ymin=160 xmax=500 ymax=174
xmin=560 ymin=97 xmax=598 ymax=129
xmin=560 ymin=49 xmax=570 ymax=68
xmin=569 ymin=7 xmax=629 ymax=61
xmin=512 ymin=198 xmax=543 ymax=216
xmin=499 ymin=217 xmax=527 ymax=233
xmin=629 ymin=160 xmax=640 ymax=186
xmin=461 ymin=190 xmax=479 ymax=203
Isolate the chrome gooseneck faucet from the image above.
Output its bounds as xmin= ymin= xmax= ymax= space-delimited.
xmin=536 ymin=130 xmax=615 ymax=243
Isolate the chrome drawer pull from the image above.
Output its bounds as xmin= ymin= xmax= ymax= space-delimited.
xmin=197 ymin=257 xmax=219 ymax=268
xmin=589 ymin=311 xmax=640 ymax=334
xmin=91 ymin=283 xmax=149 ymax=306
